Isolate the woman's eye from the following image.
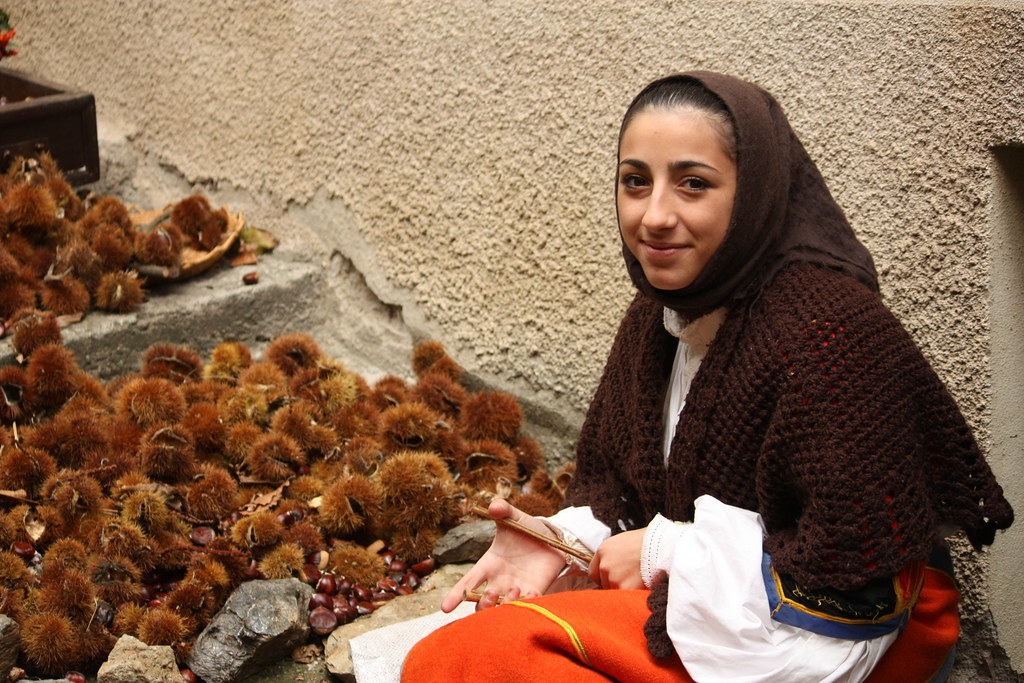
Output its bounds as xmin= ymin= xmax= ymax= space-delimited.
xmin=681 ymin=177 xmax=709 ymax=192
xmin=620 ymin=174 xmax=648 ymax=189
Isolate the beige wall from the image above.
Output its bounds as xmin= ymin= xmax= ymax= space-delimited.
xmin=7 ymin=0 xmax=1023 ymax=677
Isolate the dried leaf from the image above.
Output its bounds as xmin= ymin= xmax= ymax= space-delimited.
xmin=239 ymin=482 xmax=287 ymax=515
xmin=56 ymin=311 xmax=85 ymax=327
xmin=291 ymin=643 xmax=321 ymax=664
xmin=229 ymin=243 xmax=259 ymax=267
xmin=240 ymin=225 xmax=278 ymax=254
xmin=0 ymin=489 xmax=32 ymax=504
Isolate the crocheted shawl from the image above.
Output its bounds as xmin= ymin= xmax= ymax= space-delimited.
xmin=567 ymin=262 xmax=1012 ymax=591
xmin=619 ymin=71 xmax=878 ymax=319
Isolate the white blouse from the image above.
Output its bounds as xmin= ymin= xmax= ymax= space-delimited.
xmin=544 ymin=308 xmax=897 ymax=683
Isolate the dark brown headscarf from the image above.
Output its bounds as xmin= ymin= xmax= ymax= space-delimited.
xmin=619 ymin=72 xmax=878 ymax=317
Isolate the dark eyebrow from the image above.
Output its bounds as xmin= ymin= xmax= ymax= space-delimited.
xmin=618 ymin=158 xmax=720 ymax=173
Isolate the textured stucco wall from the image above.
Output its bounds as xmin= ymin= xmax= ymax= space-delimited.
xmin=5 ymin=0 xmax=1023 ymax=678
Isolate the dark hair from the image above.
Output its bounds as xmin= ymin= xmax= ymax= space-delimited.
xmin=618 ymin=76 xmax=736 ymax=159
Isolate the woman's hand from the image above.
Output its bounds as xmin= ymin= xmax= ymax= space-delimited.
xmin=441 ymin=498 xmax=569 ymax=613
xmin=588 ymin=528 xmax=646 ymax=589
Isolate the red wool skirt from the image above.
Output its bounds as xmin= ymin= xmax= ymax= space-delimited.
xmin=401 ymin=567 xmax=959 ymax=682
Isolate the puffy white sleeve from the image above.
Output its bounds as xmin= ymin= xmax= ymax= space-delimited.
xmin=542 ymin=504 xmax=611 ymax=553
xmin=646 ymin=495 xmax=897 ymax=683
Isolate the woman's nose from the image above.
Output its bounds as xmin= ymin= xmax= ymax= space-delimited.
xmin=641 ymin=186 xmax=678 ymax=230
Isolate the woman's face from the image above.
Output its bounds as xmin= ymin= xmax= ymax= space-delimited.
xmin=617 ymin=108 xmax=737 ymax=291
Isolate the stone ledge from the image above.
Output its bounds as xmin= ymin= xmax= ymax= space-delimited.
xmin=1 ymin=250 xmax=338 ymax=381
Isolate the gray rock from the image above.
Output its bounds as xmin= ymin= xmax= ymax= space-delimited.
xmin=97 ymin=635 xmax=181 ymax=683
xmin=431 ymin=520 xmax=496 ymax=564
xmin=324 ymin=563 xmax=471 ymax=681
xmin=187 ymin=578 xmax=314 ymax=683
xmin=0 ymin=614 xmax=20 ymax=674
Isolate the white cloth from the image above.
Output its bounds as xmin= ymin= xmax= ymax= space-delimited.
xmin=662 ymin=307 xmax=727 ymax=460
xmin=351 ymin=601 xmax=475 ymax=683
xmin=659 ymin=496 xmax=895 ymax=683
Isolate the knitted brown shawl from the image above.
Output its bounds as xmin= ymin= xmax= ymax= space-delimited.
xmin=567 ymin=262 xmax=1012 ymax=655
xmin=568 ymin=262 xmax=1011 ymax=589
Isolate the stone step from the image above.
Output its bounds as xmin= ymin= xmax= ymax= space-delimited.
xmin=3 ymin=250 xmax=351 ymax=381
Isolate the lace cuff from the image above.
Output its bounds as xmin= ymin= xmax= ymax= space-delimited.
xmin=641 ymin=513 xmax=688 ymax=589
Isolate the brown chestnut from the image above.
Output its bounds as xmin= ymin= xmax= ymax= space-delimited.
xmin=333 ymin=599 xmax=359 ymax=624
xmin=309 ymin=605 xmax=339 ymax=635
xmin=300 ymin=563 xmax=322 ymax=586
xmin=11 ymin=541 xmax=35 ymax=561
xmin=316 ymin=573 xmax=337 ymax=596
xmin=410 ymin=558 xmax=436 ymax=576
xmin=309 ymin=593 xmax=333 ymax=611
xmin=308 ymin=550 xmax=330 ymax=570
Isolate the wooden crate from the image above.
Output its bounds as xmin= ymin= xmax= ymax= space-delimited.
xmin=0 ymin=66 xmax=99 ymax=186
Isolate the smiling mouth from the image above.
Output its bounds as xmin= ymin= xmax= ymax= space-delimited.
xmin=643 ymin=242 xmax=688 ymax=256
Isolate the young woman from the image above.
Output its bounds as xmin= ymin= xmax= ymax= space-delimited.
xmin=401 ymin=72 xmax=1012 ymax=682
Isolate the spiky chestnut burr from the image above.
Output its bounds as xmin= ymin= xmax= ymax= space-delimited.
xmin=23 ymin=406 xmax=108 ymax=469
xmin=169 ymin=195 xmax=213 ymax=246
xmin=459 ymin=390 xmax=523 ymax=443
xmin=318 ymin=474 xmax=382 ymax=538
xmin=90 ymin=223 xmax=134 ymax=271
xmin=456 ymin=439 xmax=519 ymax=493
xmin=114 ymin=377 xmax=187 ymax=428
xmin=139 ymin=424 xmax=197 ymax=484
xmin=408 ymin=372 xmax=467 ymax=421
xmin=40 ymin=276 xmax=90 ymax=317
xmin=137 ymin=608 xmax=187 ymax=647
xmin=377 ymin=401 xmax=446 ymax=453
xmin=257 ymin=542 xmax=306 ymax=580
xmin=181 ymin=402 xmax=227 ymax=456
xmin=18 ymin=613 xmax=84 ymax=677
xmin=94 ymin=270 xmax=145 ymax=313
xmin=133 ymin=224 xmax=184 ymax=267
xmin=203 ymin=341 xmax=253 ymax=381
xmin=8 ymin=308 xmax=62 ymax=358
xmin=230 ymin=511 xmax=284 ymax=551
xmin=244 ymin=432 xmax=305 ymax=483
xmin=265 ymin=332 xmax=323 ymax=377
xmin=78 ymin=196 xmax=133 ymax=236
xmin=141 ymin=343 xmax=203 ymax=384
xmin=410 ymin=341 xmax=462 ymax=381
xmin=5 ymin=183 xmax=60 ymax=236
xmin=377 ymin=450 xmax=460 ymax=529
xmin=25 ymin=343 xmax=83 ymax=414
xmin=328 ymin=541 xmax=387 ymax=588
